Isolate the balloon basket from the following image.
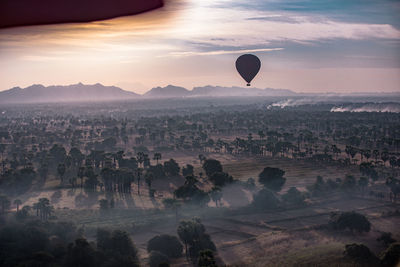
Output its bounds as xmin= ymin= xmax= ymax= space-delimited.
xmin=247 ymin=83 xmax=251 ymax=86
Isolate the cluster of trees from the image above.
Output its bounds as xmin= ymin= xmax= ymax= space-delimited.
xmin=1 ymin=105 xmax=399 ymax=200
xmin=146 ymin=218 xmax=217 ymax=266
xmin=343 ymin=242 xmax=400 ymax=266
xmin=329 ymin=211 xmax=371 ymax=233
xmin=0 ymin=214 xmax=140 ymax=267
xmin=173 ymin=158 xmax=232 ymax=207
xmin=251 ymin=167 xmax=287 ymax=210
xmin=177 ymin=218 xmax=217 ymax=264
xmin=147 ymin=234 xmax=182 ymax=267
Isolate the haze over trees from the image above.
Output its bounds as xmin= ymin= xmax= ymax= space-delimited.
xmin=0 ymin=96 xmax=398 ymax=266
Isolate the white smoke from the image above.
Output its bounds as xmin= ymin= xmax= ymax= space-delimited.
xmin=267 ymin=97 xmax=332 ymax=109
xmin=267 ymin=99 xmax=304 ymax=109
xmin=331 ymin=103 xmax=400 ymax=113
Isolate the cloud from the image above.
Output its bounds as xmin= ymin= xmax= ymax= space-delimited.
xmin=20 ymin=55 xmax=66 ymax=62
xmin=164 ymin=47 xmax=284 ymax=57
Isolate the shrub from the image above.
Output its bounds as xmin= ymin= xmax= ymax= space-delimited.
xmin=258 ymin=167 xmax=286 ymax=192
xmin=147 ymin=235 xmax=183 ymax=258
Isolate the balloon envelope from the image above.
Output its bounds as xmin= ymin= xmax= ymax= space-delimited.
xmin=235 ymin=54 xmax=261 ymax=86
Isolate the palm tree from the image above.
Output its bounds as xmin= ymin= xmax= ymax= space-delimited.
xmin=137 ymin=152 xmax=144 ymax=168
xmin=153 ymin=153 xmax=162 ymax=164
xmin=35 ymin=198 xmax=53 ymax=221
xmin=13 ymin=199 xmax=22 ymax=211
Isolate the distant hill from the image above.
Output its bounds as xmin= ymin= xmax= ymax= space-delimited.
xmin=0 ymin=83 xmax=139 ymax=103
xmin=191 ymin=86 xmax=296 ymax=97
xmin=143 ymin=85 xmax=296 ymax=98
xmin=144 ymin=85 xmax=191 ymax=98
xmin=0 ymin=83 xmax=298 ymax=103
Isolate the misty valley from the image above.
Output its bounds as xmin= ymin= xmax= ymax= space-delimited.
xmin=0 ymin=96 xmax=399 ymax=267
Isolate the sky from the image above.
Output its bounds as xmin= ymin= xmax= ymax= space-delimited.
xmin=0 ymin=0 xmax=399 ymax=93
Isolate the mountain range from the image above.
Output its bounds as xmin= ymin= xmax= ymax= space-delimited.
xmin=0 ymin=83 xmax=297 ymax=103
xmin=0 ymin=83 xmax=139 ymax=103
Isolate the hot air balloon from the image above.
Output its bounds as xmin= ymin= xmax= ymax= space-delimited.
xmin=236 ymin=54 xmax=261 ymax=86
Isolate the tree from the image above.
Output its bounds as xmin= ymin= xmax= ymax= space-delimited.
xmin=182 ymin=164 xmax=194 ymax=177
xmin=136 ymin=152 xmax=145 ymax=168
xmin=13 ymin=199 xmax=22 ymax=211
xmin=198 ymin=154 xmax=206 ymax=164
xmin=282 ymin=187 xmax=305 ymax=206
xmin=148 ymin=164 xmax=165 ymax=179
xmin=57 ymin=163 xmax=66 ymax=182
xmin=15 ymin=205 xmax=31 ymax=221
xmin=308 ymin=175 xmax=327 ymax=196
xmin=202 ymin=159 xmax=222 ymax=177
xmin=258 ymin=167 xmax=286 ymax=192
xmin=251 ymin=188 xmax=280 ymax=210
xmin=164 ymin=159 xmax=180 ymax=176
xmin=341 ymin=175 xmax=356 ymax=191
xmin=386 ymin=177 xmax=400 ymax=202
xmin=209 ymin=172 xmax=233 ymax=187
xmin=360 ymin=162 xmax=378 ymax=181
xmin=177 ymin=218 xmax=216 ymax=262
xmin=96 ymin=228 xmax=139 ymax=265
xmin=329 ymin=211 xmax=371 ymax=233
xmin=147 ymin=234 xmax=183 ymax=258
xmin=343 ymin=243 xmax=378 ymax=264
xmin=174 ymin=176 xmax=209 ymax=206
xmin=153 ymin=153 xmax=162 ymax=164
xmin=66 ymin=238 xmax=97 ymax=267
xmin=69 ymin=147 xmax=84 ymax=167
xmin=78 ymin=166 xmax=85 ymax=189
xmin=34 ymin=198 xmax=53 ymax=221
xmin=109 ymin=230 xmax=138 ymax=258
xmin=177 ymin=218 xmax=203 ymax=259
